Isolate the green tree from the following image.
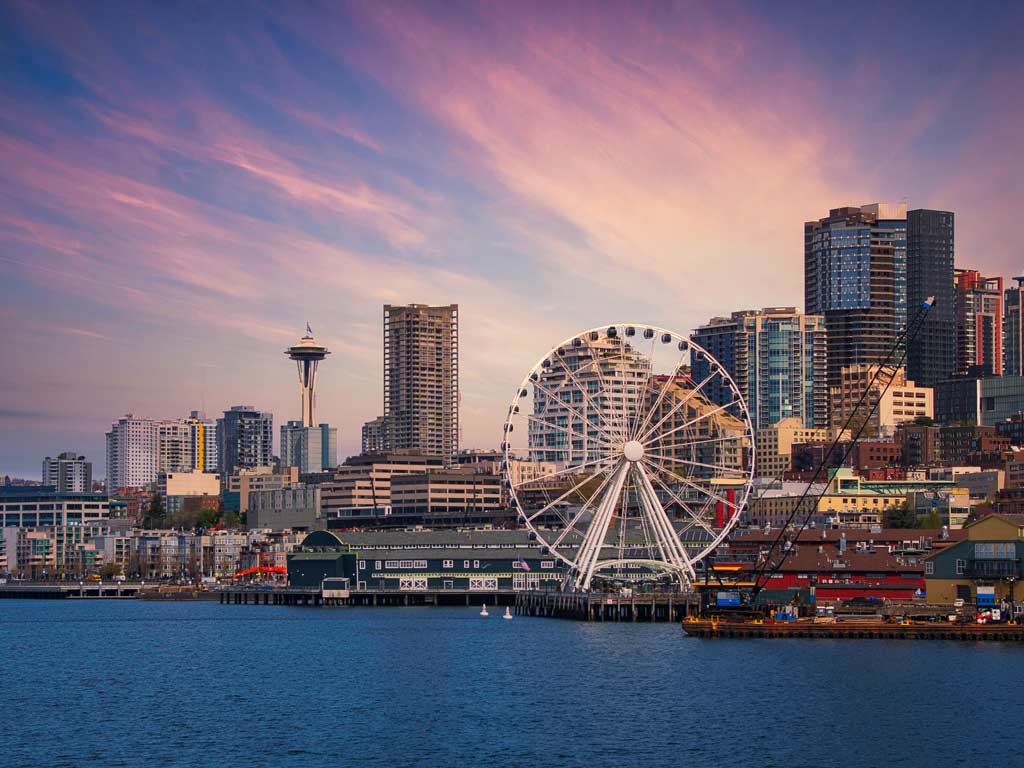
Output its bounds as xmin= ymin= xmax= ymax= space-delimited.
xmin=913 ymin=415 xmax=935 ymax=427
xmin=99 ymin=563 xmax=123 ymax=578
xmin=222 ymin=510 xmax=241 ymax=530
xmin=196 ymin=508 xmax=219 ymax=529
xmin=885 ymin=502 xmax=919 ymax=529
xmin=144 ymin=493 xmax=164 ymax=528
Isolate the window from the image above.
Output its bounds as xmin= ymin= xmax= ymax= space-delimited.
xmin=443 ymin=559 xmax=453 ymax=568
xmin=463 ymin=560 xmax=470 ymax=568
xmin=541 ymin=561 xmax=555 ymax=569
xmin=473 ymin=560 xmax=480 ymax=568
xmin=359 ymin=561 xmax=366 ymax=570
xmin=924 ymin=561 xmax=934 ymax=575
xmin=375 ymin=560 xmax=381 ymax=570
xmin=955 ymin=558 xmax=965 ymax=576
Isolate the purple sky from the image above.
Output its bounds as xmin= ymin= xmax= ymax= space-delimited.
xmin=2 ymin=1 xmax=1023 ymax=479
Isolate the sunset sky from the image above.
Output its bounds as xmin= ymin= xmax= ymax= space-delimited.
xmin=2 ymin=0 xmax=1023 ymax=479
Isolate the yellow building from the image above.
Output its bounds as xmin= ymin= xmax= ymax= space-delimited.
xmin=754 ymin=417 xmax=847 ymax=479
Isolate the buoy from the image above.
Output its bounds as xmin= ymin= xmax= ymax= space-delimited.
xmin=503 ymin=606 xmax=513 ymax=620
xmin=480 ymin=604 xmax=489 ymax=617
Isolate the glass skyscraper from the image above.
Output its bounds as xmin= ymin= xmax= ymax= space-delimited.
xmin=690 ymin=308 xmax=828 ymax=430
xmin=906 ymin=209 xmax=956 ymax=386
xmin=805 ymin=203 xmax=907 ymax=387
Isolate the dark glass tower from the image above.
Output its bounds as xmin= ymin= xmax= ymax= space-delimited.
xmin=907 ymin=209 xmax=956 ymax=386
xmin=804 ymin=203 xmax=907 ymax=388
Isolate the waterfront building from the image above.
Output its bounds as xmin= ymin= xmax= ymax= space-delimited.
xmin=249 ymin=485 xmax=323 ymax=531
xmin=361 ymin=415 xmax=388 ymax=454
xmin=218 ymin=405 xmax=273 ymax=474
xmin=1005 ymin=277 xmax=1024 ymax=377
xmin=528 ymin=333 xmax=648 ymax=465
xmin=691 ymin=307 xmax=828 ymax=430
xmin=906 ymin=209 xmax=956 ymax=386
xmin=106 ymin=414 xmax=160 ymax=491
xmin=224 ymin=466 xmax=300 ymax=515
xmin=280 ymin=421 xmax=338 ymax=474
xmin=954 ymin=269 xmax=1003 ymax=376
xmin=383 ymin=304 xmax=459 ymax=463
xmin=923 ymin=513 xmax=1024 ymax=605
xmin=0 ymin=485 xmax=111 ymax=528
xmin=830 ymin=365 xmax=933 ymax=437
xmin=805 ymin=203 xmax=907 ymax=387
xmin=41 ymin=452 xmax=92 ymax=493
xmin=320 ymin=454 xmax=442 ymax=520
xmin=187 ymin=412 xmax=219 ymax=473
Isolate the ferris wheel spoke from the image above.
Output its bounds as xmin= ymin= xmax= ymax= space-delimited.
xmin=636 ymin=369 xmax=718 ymax=446
xmin=633 ymin=463 xmax=696 ymax=579
xmin=514 ymin=454 xmax=617 ymax=489
xmin=550 ymin=346 xmax=624 ymax=445
xmin=645 ymin=434 xmax=745 ymax=452
xmin=574 ymin=461 xmax=629 ymax=590
xmin=630 ymin=352 xmax=688 ymax=442
xmin=645 ymin=459 xmax=742 ymax=513
xmin=584 ymin=342 xmax=636 ymax=444
xmin=524 ymin=413 xmax=616 ymax=451
xmin=550 ymin=467 xmax=617 ymax=550
xmin=524 ymin=467 xmax=610 ymax=523
xmin=530 ymin=378 xmax=619 ymax=445
xmin=642 ymin=463 xmax=718 ymax=538
xmin=644 ymin=400 xmax=738 ymax=448
xmin=643 ymin=453 xmax=743 ymax=477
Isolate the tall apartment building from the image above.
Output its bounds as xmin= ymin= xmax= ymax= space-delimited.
xmin=690 ymin=307 xmax=828 ymax=430
xmin=280 ymin=421 xmax=337 ymax=474
xmin=954 ymin=269 xmax=1003 ymax=376
xmin=106 ymin=415 xmax=160 ymax=491
xmin=187 ymin=411 xmax=219 ymax=473
xmin=158 ymin=420 xmax=193 ymax=473
xmin=362 ymin=416 xmax=389 ymax=454
xmin=218 ymin=406 xmax=273 ymax=474
xmin=830 ymin=366 xmax=933 ymax=438
xmin=41 ymin=452 xmax=92 ymax=493
xmin=383 ymin=304 xmax=459 ymax=463
xmin=906 ymin=209 xmax=956 ymax=386
xmin=805 ymin=203 xmax=907 ymax=387
xmin=1005 ymin=277 xmax=1024 ymax=376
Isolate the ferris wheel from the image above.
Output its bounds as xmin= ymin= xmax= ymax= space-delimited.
xmin=502 ymin=324 xmax=755 ymax=591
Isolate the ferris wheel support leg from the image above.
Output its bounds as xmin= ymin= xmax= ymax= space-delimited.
xmin=634 ymin=464 xmax=697 ymax=582
xmin=573 ymin=462 xmax=628 ymax=592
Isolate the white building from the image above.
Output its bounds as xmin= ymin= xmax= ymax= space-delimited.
xmin=41 ymin=452 xmax=92 ymax=493
xmin=106 ymin=415 xmax=160 ymax=492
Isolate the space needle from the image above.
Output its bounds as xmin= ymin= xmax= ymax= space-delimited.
xmin=286 ymin=323 xmax=330 ymax=427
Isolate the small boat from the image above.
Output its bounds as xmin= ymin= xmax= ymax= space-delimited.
xmin=503 ymin=606 xmax=513 ymax=620
xmin=480 ymin=603 xmax=489 ymax=617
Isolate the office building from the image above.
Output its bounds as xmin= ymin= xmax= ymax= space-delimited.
xmin=280 ymin=421 xmax=337 ymax=474
xmin=218 ymin=406 xmax=273 ymax=474
xmin=41 ymin=452 xmax=92 ymax=493
xmin=320 ymin=454 xmax=442 ymax=520
xmin=362 ymin=416 xmax=388 ymax=454
xmin=691 ymin=307 xmax=828 ymax=430
xmin=754 ymin=418 xmax=838 ymax=479
xmin=159 ymin=470 xmax=221 ymax=516
xmin=830 ymin=366 xmax=933 ymax=437
xmin=383 ymin=304 xmax=459 ymax=463
xmin=954 ymin=269 xmax=1003 ymax=376
xmin=249 ymin=485 xmax=323 ymax=531
xmin=906 ymin=209 xmax=956 ymax=386
xmin=224 ymin=466 xmax=301 ymax=515
xmin=187 ymin=412 xmax=219 ymax=473
xmin=106 ymin=415 xmax=160 ymax=492
xmin=0 ymin=485 xmax=111 ymax=528
xmin=1005 ymin=276 xmax=1024 ymax=376
xmin=805 ymin=203 xmax=907 ymax=387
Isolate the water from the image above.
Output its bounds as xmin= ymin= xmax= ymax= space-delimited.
xmin=3 ymin=600 xmax=1021 ymax=768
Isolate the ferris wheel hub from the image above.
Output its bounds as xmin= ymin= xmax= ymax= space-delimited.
xmin=623 ymin=440 xmax=645 ymax=463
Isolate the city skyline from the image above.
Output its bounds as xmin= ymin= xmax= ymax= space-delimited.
xmin=4 ymin=1 xmax=1024 ymax=478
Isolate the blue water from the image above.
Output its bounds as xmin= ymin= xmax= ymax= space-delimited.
xmin=2 ymin=600 xmax=1021 ymax=768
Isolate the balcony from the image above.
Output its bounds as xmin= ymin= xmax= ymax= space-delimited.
xmin=966 ymin=559 xmax=1021 ymax=579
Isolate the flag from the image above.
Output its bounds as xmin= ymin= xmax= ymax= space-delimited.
xmin=518 ymin=558 xmax=531 ymax=572
xmin=306 ymin=321 xmax=313 ymax=335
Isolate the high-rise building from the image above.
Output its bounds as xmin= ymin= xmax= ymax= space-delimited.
xmin=157 ymin=420 xmax=193 ymax=473
xmin=383 ymin=304 xmax=459 ymax=462
xmin=362 ymin=416 xmax=389 ymax=455
xmin=1004 ymin=276 xmax=1024 ymax=376
xmin=280 ymin=421 xmax=337 ymax=474
xmin=906 ymin=209 xmax=956 ymax=386
xmin=954 ymin=269 xmax=1003 ymax=376
xmin=218 ymin=406 xmax=273 ymax=474
xmin=187 ymin=411 xmax=219 ymax=473
xmin=41 ymin=452 xmax=92 ymax=493
xmin=690 ymin=307 xmax=828 ymax=430
xmin=106 ymin=415 xmax=160 ymax=491
xmin=805 ymin=203 xmax=907 ymax=387
xmin=830 ymin=366 xmax=933 ymax=438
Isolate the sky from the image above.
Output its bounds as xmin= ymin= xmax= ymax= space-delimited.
xmin=2 ymin=0 xmax=1024 ymax=480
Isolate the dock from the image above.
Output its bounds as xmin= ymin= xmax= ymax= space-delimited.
xmin=682 ymin=618 xmax=1024 ymax=641
xmin=217 ymin=586 xmax=517 ymax=607
xmin=514 ymin=590 xmax=698 ymax=622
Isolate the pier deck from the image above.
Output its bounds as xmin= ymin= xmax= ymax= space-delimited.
xmin=683 ymin=618 xmax=1024 ymax=641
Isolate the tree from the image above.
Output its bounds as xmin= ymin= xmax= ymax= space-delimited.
xmin=99 ymin=563 xmax=123 ymax=578
xmin=144 ymin=493 xmax=164 ymax=528
xmin=196 ymin=508 xmax=219 ymax=529
xmin=885 ymin=502 xmax=919 ymax=529
xmin=222 ymin=510 xmax=241 ymax=530
xmin=913 ymin=415 xmax=935 ymax=427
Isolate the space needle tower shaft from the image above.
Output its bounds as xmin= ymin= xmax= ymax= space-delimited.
xmin=286 ymin=323 xmax=330 ymax=428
